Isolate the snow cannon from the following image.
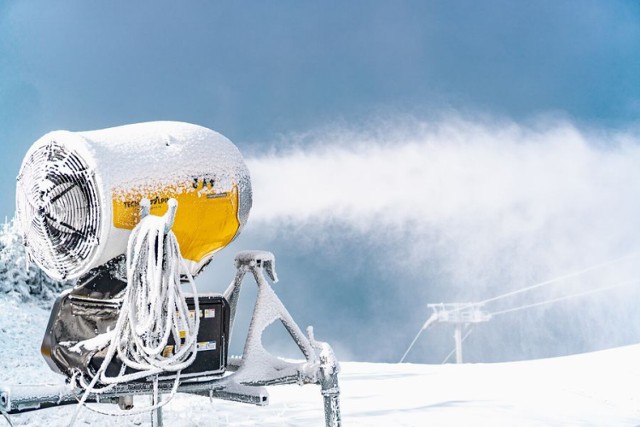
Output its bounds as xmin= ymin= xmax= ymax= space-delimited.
xmin=16 ymin=121 xmax=252 ymax=281
xmin=5 ymin=122 xmax=341 ymax=427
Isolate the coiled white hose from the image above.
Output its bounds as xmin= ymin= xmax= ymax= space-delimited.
xmin=70 ymin=200 xmax=199 ymax=424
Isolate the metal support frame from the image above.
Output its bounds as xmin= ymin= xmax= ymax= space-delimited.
xmin=428 ymin=303 xmax=491 ymax=364
xmin=0 ymin=251 xmax=341 ymax=427
xmin=224 ymin=251 xmax=342 ymax=425
xmin=400 ymin=302 xmax=491 ymax=364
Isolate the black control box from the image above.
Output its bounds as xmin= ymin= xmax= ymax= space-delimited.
xmin=162 ymin=294 xmax=231 ymax=378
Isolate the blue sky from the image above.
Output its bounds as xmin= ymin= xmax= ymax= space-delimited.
xmin=2 ymin=1 xmax=639 ymax=160
xmin=2 ymin=1 xmax=640 ymax=363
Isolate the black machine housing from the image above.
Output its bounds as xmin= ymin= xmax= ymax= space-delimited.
xmin=41 ymin=256 xmax=230 ymax=383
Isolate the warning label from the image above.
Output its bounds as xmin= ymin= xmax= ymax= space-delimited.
xmin=197 ymin=341 xmax=217 ymax=351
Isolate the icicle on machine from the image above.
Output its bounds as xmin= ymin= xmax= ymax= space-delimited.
xmin=1 ymin=122 xmax=341 ymax=426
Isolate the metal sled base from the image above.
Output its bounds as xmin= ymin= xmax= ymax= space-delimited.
xmin=0 ymin=251 xmax=341 ymax=427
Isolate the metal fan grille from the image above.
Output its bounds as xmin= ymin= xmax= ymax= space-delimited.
xmin=16 ymin=141 xmax=101 ymax=280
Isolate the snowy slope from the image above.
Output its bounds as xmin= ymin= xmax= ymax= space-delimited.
xmin=1 ymin=298 xmax=640 ymax=426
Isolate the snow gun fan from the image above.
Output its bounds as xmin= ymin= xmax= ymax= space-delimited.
xmin=16 ymin=141 xmax=101 ymax=280
xmin=6 ymin=122 xmax=342 ymax=427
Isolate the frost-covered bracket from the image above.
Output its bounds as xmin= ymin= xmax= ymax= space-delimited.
xmin=0 ymin=251 xmax=341 ymax=427
xmin=224 ymin=250 xmax=342 ymax=427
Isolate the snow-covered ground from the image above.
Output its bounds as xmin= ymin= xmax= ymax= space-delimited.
xmin=2 ymin=298 xmax=640 ymax=426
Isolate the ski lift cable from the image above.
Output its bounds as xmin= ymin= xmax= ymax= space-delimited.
xmin=399 ymin=325 xmax=428 ymax=363
xmin=441 ymin=326 xmax=473 ymax=364
xmin=400 ymin=252 xmax=639 ymax=363
xmin=488 ymin=279 xmax=639 ymax=317
xmin=437 ymin=281 xmax=629 ymax=364
xmin=399 ymin=312 xmax=438 ymax=363
xmin=448 ymin=251 xmax=640 ymax=314
xmin=400 ymin=277 xmax=637 ymax=364
xmin=479 ymin=252 xmax=640 ymax=306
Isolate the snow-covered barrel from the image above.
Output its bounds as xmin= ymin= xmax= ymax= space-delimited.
xmin=16 ymin=121 xmax=252 ymax=281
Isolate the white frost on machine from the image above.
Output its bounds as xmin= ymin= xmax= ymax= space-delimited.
xmin=3 ymin=122 xmax=341 ymax=427
xmin=16 ymin=121 xmax=252 ymax=280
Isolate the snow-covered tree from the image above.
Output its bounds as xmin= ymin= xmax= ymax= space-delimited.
xmin=0 ymin=217 xmax=70 ymax=305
